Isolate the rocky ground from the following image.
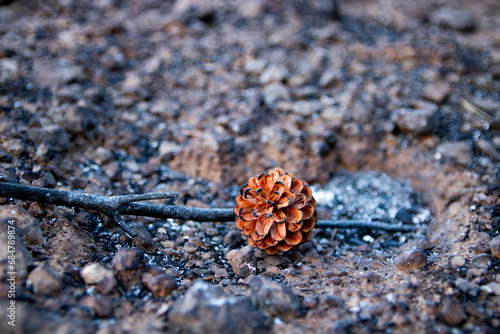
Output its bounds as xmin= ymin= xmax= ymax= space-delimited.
xmin=0 ymin=0 xmax=499 ymax=333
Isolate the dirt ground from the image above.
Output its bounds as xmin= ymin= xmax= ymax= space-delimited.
xmin=0 ymin=0 xmax=499 ymax=333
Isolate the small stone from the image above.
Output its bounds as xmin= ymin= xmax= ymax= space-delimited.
xmin=223 ymin=230 xmax=243 ymax=245
xmin=319 ymin=68 xmax=343 ymax=88
xmin=214 ymin=268 xmax=229 ymax=278
xmin=431 ymin=7 xmax=477 ymax=31
xmin=93 ymin=147 xmax=113 ymax=165
xmin=392 ymin=108 xmax=435 ymax=135
xmin=27 ymin=124 xmax=70 ymax=152
xmin=142 ymin=268 xmax=177 ymax=297
xmin=32 ymin=60 xmax=85 ymax=87
xmin=454 ymin=278 xmax=480 ymax=297
xmin=489 ymin=235 xmax=500 ymax=259
xmin=50 ymin=105 xmax=98 ymax=136
xmin=0 ymin=205 xmax=43 ymax=246
xmin=486 ymin=282 xmax=500 ymax=296
xmin=321 ymin=106 xmax=346 ymax=124
xmin=262 ymin=82 xmax=290 ymax=105
xmin=79 ymin=294 xmax=114 ymax=318
xmin=80 ymin=263 xmax=116 ymax=295
xmin=237 ymin=0 xmax=265 ymax=18
xmin=112 ymin=248 xmax=145 ymax=289
xmin=244 ymin=58 xmax=267 ymax=75
xmin=469 ymin=254 xmax=492 ymax=270
xmin=227 ymin=245 xmax=257 ymax=278
xmin=292 ymin=100 xmax=322 ymax=117
xmin=159 ymin=140 xmax=180 ymax=159
xmin=248 ymin=276 xmax=301 ymax=319
xmin=259 ymin=64 xmax=288 ymax=85
xmin=422 ymin=82 xmax=452 ymax=104
xmin=450 ymin=256 xmax=466 ymax=267
xmin=436 ymin=141 xmax=473 ymax=165
xmin=130 ymin=222 xmax=156 ymax=252
xmin=150 ymin=99 xmax=180 ymax=118
xmin=27 ymin=266 xmax=62 ymax=296
xmin=169 ymin=281 xmax=270 ymax=334
xmin=393 ymin=249 xmax=427 ymax=271
xmin=439 ymin=299 xmax=467 ymax=326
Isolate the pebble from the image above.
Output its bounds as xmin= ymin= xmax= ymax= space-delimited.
xmin=244 ymin=58 xmax=267 ymax=75
xmin=79 ymin=294 xmax=114 ymax=318
xmin=248 ymin=276 xmax=301 ymax=319
xmin=392 ymin=108 xmax=435 ymax=135
xmin=142 ymin=268 xmax=177 ymax=297
xmin=489 ymin=235 xmax=500 ymax=259
xmin=169 ymin=281 xmax=270 ymax=334
xmin=80 ymin=263 xmax=116 ymax=295
xmin=486 ymin=282 xmax=500 ymax=296
xmin=422 ymin=82 xmax=452 ymax=104
xmin=32 ymin=60 xmax=85 ymax=87
xmin=439 ymin=299 xmax=467 ymax=326
xmin=259 ymin=64 xmax=288 ymax=85
xmin=227 ymin=245 xmax=257 ymax=278
xmin=262 ymin=82 xmax=290 ymax=105
xmin=27 ymin=266 xmax=62 ymax=296
xmin=50 ymin=105 xmax=98 ymax=137
xmin=436 ymin=141 xmax=473 ymax=165
xmin=431 ymin=7 xmax=477 ymax=31
xmin=454 ymin=278 xmax=480 ymax=297
xmin=393 ymin=249 xmax=427 ymax=271
xmin=450 ymin=256 xmax=466 ymax=267
xmin=112 ymin=248 xmax=145 ymax=289
xmin=0 ymin=205 xmax=43 ymax=246
xmin=27 ymin=124 xmax=70 ymax=152
xmin=319 ymin=68 xmax=343 ymax=88
xmin=468 ymin=254 xmax=492 ymax=270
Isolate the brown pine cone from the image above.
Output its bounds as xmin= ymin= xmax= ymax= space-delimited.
xmin=234 ymin=167 xmax=317 ymax=255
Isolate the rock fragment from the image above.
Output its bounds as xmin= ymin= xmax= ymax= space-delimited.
xmin=112 ymin=248 xmax=145 ymax=289
xmin=489 ymin=235 xmax=500 ymax=259
xmin=319 ymin=68 xmax=343 ymax=88
xmin=422 ymin=82 xmax=452 ymax=104
xmin=27 ymin=124 xmax=70 ymax=153
xmin=27 ymin=265 xmax=62 ymax=296
xmin=32 ymin=60 xmax=85 ymax=87
xmin=142 ymin=267 xmax=177 ymax=297
xmin=262 ymin=82 xmax=290 ymax=105
xmin=392 ymin=107 xmax=435 ymax=135
xmin=227 ymin=245 xmax=257 ymax=278
xmin=393 ymin=249 xmax=427 ymax=271
xmin=0 ymin=205 xmax=43 ymax=246
xmin=431 ymin=7 xmax=477 ymax=31
xmin=436 ymin=141 xmax=473 ymax=165
xmin=169 ymin=281 xmax=270 ymax=334
xmin=439 ymin=299 xmax=467 ymax=326
xmin=248 ymin=276 xmax=301 ymax=319
xmin=79 ymin=294 xmax=114 ymax=318
xmin=80 ymin=263 xmax=116 ymax=295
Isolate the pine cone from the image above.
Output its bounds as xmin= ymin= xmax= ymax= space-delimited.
xmin=234 ymin=167 xmax=317 ymax=255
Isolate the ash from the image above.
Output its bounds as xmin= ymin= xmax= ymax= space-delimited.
xmin=312 ymin=171 xmax=431 ymax=248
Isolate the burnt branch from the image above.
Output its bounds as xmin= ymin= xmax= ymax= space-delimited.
xmin=0 ymin=182 xmax=419 ymax=235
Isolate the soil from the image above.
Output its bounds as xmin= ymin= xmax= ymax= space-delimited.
xmin=0 ymin=0 xmax=499 ymax=333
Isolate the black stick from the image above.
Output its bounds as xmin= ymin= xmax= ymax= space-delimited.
xmin=0 ymin=182 xmax=419 ymax=233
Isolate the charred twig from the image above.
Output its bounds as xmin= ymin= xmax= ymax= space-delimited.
xmin=0 ymin=182 xmax=419 ymax=234
xmin=0 ymin=182 xmax=180 ymax=237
